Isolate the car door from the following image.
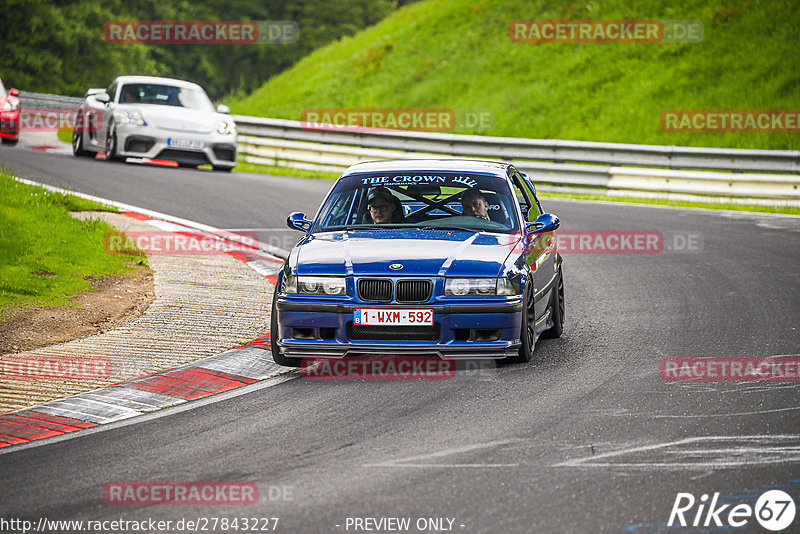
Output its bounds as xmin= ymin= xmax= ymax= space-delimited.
xmin=510 ymin=171 xmax=556 ymax=321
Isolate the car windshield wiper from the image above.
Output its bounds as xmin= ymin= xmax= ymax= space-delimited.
xmin=418 ymin=225 xmax=477 ymax=232
xmin=340 ymin=224 xmax=409 ymax=230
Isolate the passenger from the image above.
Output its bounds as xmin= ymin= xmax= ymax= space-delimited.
xmin=461 ymin=188 xmax=490 ymax=220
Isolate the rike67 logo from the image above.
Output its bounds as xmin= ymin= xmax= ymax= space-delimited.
xmin=668 ymin=490 xmax=796 ymax=531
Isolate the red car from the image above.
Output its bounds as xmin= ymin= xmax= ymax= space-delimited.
xmin=0 ymin=78 xmax=20 ymax=145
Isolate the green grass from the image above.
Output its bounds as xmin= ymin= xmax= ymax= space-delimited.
xmin=235 ymin=160 xmax=340 ymax=181
xmin=56 ymin=128 xmax=72 ymax=144
xmin=0 ymin=170 xmax=143 ymax=313
xmin=538 ymin=190 xmax=800 ymax=215
xmin=230 ymin=0 xmax=800 ymax=150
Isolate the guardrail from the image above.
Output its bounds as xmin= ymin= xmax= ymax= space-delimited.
xmin=15 ymin=91 xmax=800 ymax=202
xmin=233 ymin=116 xmax=800 ymax=201
xmin=19 ymin=91 xmax=83 ymax=109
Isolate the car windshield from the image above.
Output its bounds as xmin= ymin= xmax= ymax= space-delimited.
xmin=119 ymin=83 xmax=215 ymax=112
xmin=313 ymin=171 xmax=520 ymax=233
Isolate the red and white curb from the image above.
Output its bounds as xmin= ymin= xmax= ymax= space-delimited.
xmin=0 ymin=178 xmax=293 ymax=449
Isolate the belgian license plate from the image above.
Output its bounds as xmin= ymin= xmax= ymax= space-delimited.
xmin=354 ymin=308 xmax=433 ymax=326
xmin=167 ymin=138 xmax=204 ymax=149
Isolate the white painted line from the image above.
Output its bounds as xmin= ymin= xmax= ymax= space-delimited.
xmin=365 ymin=439 xmax=521 ymax=468
xmin=80 ymin=388 xmax=187 ymax=412
xmin=0 ymin=371 xmax=298 ymax=455
xmin=554 ymin=435 xmax=800 ymax=469
xmin=244 ymin=260 xmax=282 ymax=276
xmin=197 ymin=347 xmax=283 ymax=381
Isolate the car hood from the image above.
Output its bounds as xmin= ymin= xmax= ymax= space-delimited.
xmin=117 ymin=104 xmax=227 ymax=134
xmin=293 ymin=229 xmax=516 ymax=277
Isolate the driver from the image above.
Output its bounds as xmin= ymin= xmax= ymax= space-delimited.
xmin=367 ymin=187 xmax=401 ymax=224
xmin=461 ymin=188 xmax=490 ymax=220
xmin=121 ymin=86 xmax=138 ymax=103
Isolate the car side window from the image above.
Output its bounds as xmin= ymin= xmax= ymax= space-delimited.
xmin=107 ymin=82 xmax=117 ymax=102
xmin=510 ymin=173 xmax=536 ymax=222
xmin=514 ymin=172 xmax=543 ymax=221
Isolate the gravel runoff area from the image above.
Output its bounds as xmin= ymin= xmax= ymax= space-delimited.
xmin=0 ymin=212 xmax=273 ymax=414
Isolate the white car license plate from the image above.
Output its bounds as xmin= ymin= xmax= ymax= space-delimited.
xmin=354 ymin=308 xmax=433 ymax=326
xmin=167 ymin=138 xmax=204 ymax=149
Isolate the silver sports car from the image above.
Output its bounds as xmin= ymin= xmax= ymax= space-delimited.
xmin=72 ymin=75 xmax=237 ymax=171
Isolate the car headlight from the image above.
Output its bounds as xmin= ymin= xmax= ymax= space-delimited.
xmin=216 ymin=120 xmax=236 ymax=135
xmin=113 ymin=110 xmax=146 ymax=126
xmin=284 ymin=276 xmax=346 ymax=296
xmin=445 ymin=278 xmax=517 ymax=296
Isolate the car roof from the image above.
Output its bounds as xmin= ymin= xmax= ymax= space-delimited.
xmin=340 ymin=159 xmax=514 ymax=178
xmin=113 ymin=76 xmax=204 ymax=90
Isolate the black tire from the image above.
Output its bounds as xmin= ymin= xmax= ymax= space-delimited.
xmin=213 ymin=165 xmax=234 ymax=172
xmin=2 ymin=137 xmax=18 ymax=145
xmin=105 ymin=124 xmax=122 ymax=162
xmin=271 ymin=282 xmax=302 ymax=367
xmin=541 ymin=269 xmax=564 ymax=339
xmin=504 ymin=284 xmax=535 ymax=364
xmin=72 ymin=124 xmax=91 ymax=157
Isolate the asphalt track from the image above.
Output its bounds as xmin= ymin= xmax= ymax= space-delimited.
xmin=1 ymin=145 xmax=800 ymax=533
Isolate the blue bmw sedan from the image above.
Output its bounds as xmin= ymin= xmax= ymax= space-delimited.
xmin=271 ymin=160 xmax=564 ymax=366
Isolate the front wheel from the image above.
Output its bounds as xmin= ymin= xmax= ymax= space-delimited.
xmin=504 ymin=285 xmax=535 ymax=364
xmin=105 ymin=124 xmax=122 ymax=162
xmin=72 ymin=125 xmax=91 ymax=157
xmin=270 ymin=283 xmax=302 ymax=367
xmin=1 ymin=137 xmax=18 ymax=145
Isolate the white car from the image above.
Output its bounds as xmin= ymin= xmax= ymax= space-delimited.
xmin=72 ymin=76 xmax=237 ymax=171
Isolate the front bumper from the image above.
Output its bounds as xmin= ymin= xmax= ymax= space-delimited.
xmin=274 ymin=299 xmax=524 ymax=360
xmin=116 ymin=124 xmax=236 ymax=168
xmin=0 ymin=110 xmax=20 ymax=139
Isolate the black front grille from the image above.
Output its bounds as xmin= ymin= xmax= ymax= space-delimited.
xmin=347 ymin=323 xmax=441 ymax=341
xmin=155 ymin=149 xmax=210 ymax=166
xmin=125 ymin=136 xmax=155 ymax=153
xmin=213 ymin=145 xmax=236 ymax=161
xmin=396 ymin=280 xmax=432 ymax=302
xmin=358 ymin=278 xmax=392 ymax=302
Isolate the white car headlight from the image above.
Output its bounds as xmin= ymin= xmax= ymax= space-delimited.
xmin=114 ymin=110 xmax=146 ymax=126
xmin=284 ymin=276 xmax=346 ymax=296
xmin=445 ymin=278 xmax=517 ymax=296
xmin=216 ymin=120 xmax=236 ymax=135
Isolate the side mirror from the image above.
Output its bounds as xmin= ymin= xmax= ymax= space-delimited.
xmin=95 ymin=92 xmax=110 ymax=104
xmin=526 ymin=213 xmax=560 ymax=234
xmin=216 ymin=104 xmax=230 ymax=114
xmin=9 ymin=88 xmax=19 ymax=97
xmin=287 ymin=212 xmax=312 ymax=232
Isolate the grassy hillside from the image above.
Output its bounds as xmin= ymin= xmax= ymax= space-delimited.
xmin=230 ymin=0 xmax=800 ymax=150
